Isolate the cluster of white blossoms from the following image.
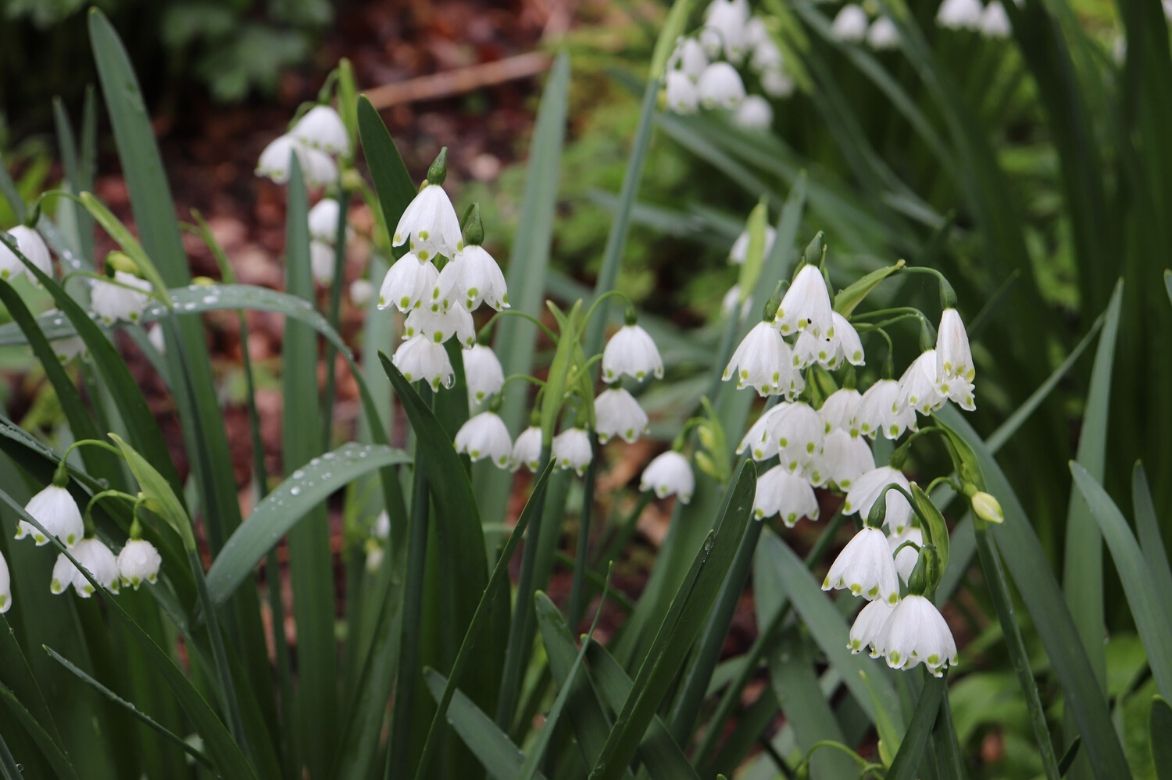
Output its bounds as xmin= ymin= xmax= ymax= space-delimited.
xmin=256 ymin=105 xmax=350 ymax=188
xmin=724 ymin=249 xmax=972 ymax=677
xmin=663 ymin=0 xmax=796 ymax=130
xmin=936 ymin=0 xmax=1012 ymax=38
xmin=831 ymin=5 xmax=902 ymax=50
xmin=10 ymin=482 xmax=162 ymax=605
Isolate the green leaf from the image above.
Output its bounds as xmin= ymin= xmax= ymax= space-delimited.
xmin=1131 ymin=464 xmax=1172 ymax=609
xmin=424 ymin=669 xmax=544 ymax=780
xmin=0 ymin=681 xmax=78 ymax=780
xmin=1152 ymin=697 xmax=1172 ymax=780
xmin=207 ymin=443 xmax=410 ymax=603
xmin=589 ymin=461 xmax=756 ymax=780
xmin=77 ymin=193 xmax=170 ymax=298
xmin=1070 ymin=464 xmax=1172 ymax=698
xmin=886 ymin=676 xmax=946 ymax=780
xmin=108 ymin=433 xmax=196 ymax=552
xmin=649 ymin=0 xmax=693 ymax=79
xmin=356 ymin=96 xmax=416 ymax=249
xmin=832 ymin=260 xmax=907 ymax=317
xmin=736 ymin=199 xmax=769 ymax=295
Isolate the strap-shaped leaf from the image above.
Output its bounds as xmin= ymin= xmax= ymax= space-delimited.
xmin=886 ymin=676 xmax=946 ymax=780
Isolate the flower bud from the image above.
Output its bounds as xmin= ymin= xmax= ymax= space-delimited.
xmin=426 ymin=147 xmax=449 ymax=185
xmin=462 ymin=203 xmax=485 ymax=246
xmin=106 ymin=251 xmax=140 ymax=276
xmin=970 ymin=490 xmax=1004 ymax=524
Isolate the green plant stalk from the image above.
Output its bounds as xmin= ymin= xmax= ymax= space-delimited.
xmin=568 ymin=437 xmax=601 ymax=625
xmin=387 ymin=408 xmax=433 ymax=780
xmin=595 ymin=493 xmax=653 ymax=569
xmin=933 ymin=682 xmax=965 ymax=779
xmin=495 ymin=451 xmax=553 ymax=727
xmin=321 ymin=193 xmax=351 ymax=449
xmin=973 ymin=523 xmax=1060 ymax=780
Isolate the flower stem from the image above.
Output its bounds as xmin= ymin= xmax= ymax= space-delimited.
xmin=321 ymin=193 xmax=350 ymax=449
xmin=974 ymin=523 xmax=1060 ymax=780
xmin=567 ymin=435 xmax=600 ymax=626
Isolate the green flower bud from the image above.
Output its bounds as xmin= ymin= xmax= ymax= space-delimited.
xmin=971 ymin=491 xmax=1004 ymax=524
xmin=426 ymin=147 xmax=449 ymax=185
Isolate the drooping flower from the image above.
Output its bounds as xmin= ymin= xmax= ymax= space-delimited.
xmin=760 ymin=68 xmax=796 ymax=98
xmin=723 ymin=321 xmax=792 ymax=396
xmin=147 ymin=323 xmax=166 ymax=355
xmin=849 ymin=599 xmax=894 ymax=657
xmin=378 ymin=253 xmax=439 ymax=312
xmin=462 ymin=345 xmax=505 ymax=405
xmin=750 ymin=36 xmax=783 ymax=72
xmin=819 ymin=388 xmax=863 ymax=437
xmin=765 ymin=401 xmax=823 ymax=474
xmin=936 ymin=0 xmax=984 ymax=30
xmin=935 ymin=308 xmax=976 ymax=411
xmin=310 ymin=240 xmax=336 ymax=284
xmin=752 ymin=465 xmax=819 ymax=525
xmin=91 ymin=271 xmax=152 ymax=324
xmin=980 ymin=2 xmax=1012 ymax=38
xmin=665 ymin=71 xmax=700 ymax=114
xmin=828 ymin=312 xmax=865 ymax=367
xmin=594 ymin=388 xmax=649 ymax=444
xmin=733 ymin=95 xmax=774 ymax=130
xmin=290 ymin=106 xmax=350 ymax=157
xmin=511 ymin=426 xmax=544 ymax=472
xmin=0 ymin=225 xmax=52 ymax=281
xmin=867 ymin=16 xmax=901 ymax=49
xmin=832 ymin=4 xmax=870 ymax=41
xmin=669 ymin=36 xmax=709 ymax=80
xmin=888 ymin=526 xmax=923 ymax=584
xmin=404 ymin=303 xmax=475 ymax=347
xmin=52 ymin=538 xmax=120 ymax=598
xmin=52 ymin=335 xmax=87 ymax=363
xmin=602 ymin=324 xmax=663 ymax=383
xmin=640 ymin=451 xmax=695 ymax=503
xmin=256 ymin=135 xmax=337 ymax=187
xmin=729 ymin=224 xmax=777 ymax=265
xmin=117 ymin=539 xmax=162 ymax=589
xmin=843 ymin=466 xmax=914 ymax=534
xmin=392 ymin=335 xmax=454 ymax=391
xmin=455 ymin=412 xmax=513 ymax=468
xmin=436 ymin=244 xmax=509 ymax=311
xmin=721 ymin=285 xmax=752 ymax=320
xmin=392 ymin=183 xmax=463 ymax=261
xmin=308 ymin=198 xmax=350 ymax=244
xmin=737 ymin=403 xmax=786 ymax=461
xmin=816 ymin=429 xmax=875 ymax=490
xmin=823 ymin=526 xmax=901 ymax=604
xmin=349 ymin=278 xmax=374 ymax=306
xmin=776 ymin=265 xmax=834 ymax=337
xmin=878 ymin=594 xmax=958 ymax=677
xmin=0 ymin=552 xmax=10 ymax=614
xmin=697 ymin=63 xmax=747 ymax=110
xmin=792 ymin=329 xmax=833 ymax=369
xmin=858 ymin=379 xmax=916 ymax=440
xmin=703 ymin=0 xmax=752 ymax=61
xmin=552 ymin=428 xmax=593 ymax=475
xmin=18 ymin=485 xmax=84 ymax=547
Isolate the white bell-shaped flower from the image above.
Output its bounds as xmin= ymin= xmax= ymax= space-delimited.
xmin=819 ymin=388 xmax=862 ymax=436
xmin=511 ymin=426 xmax=544 ymax=472
xmin=828 ymin=313 xmax=865 ymax=367
xmin=52 ymin=538 xmax=120 ymax=598
xmin=52 ymin=335 xmax=87 ymax=363
xmin=455 ymin=412 xmax=513 ymax=469
xmin=776 ymin=265 xmax=834 ymax=337
xmin=0 ymin=225 xmax=52 ymax=281
xmin=392 ymin=183 xmax=463 ymax=261
xmin=91 ymin=271 xmax=151 ymax=324
xmin=766 ymin=401 xmax=823 ymax=473
xmin=935 ymin=308 xmax=976 ymax=411
xmin=117 ymin=539 xmax=162 ymax=589
xmin=0 ymin=552 xmax=10 ymax=614
xmin=733 ymin=95 xmax=773 ymax=130
xmin=750 ymin=37 xmax=783 ymax=72
xmin=308 ymin=198 xmax=351 ymax=244
xmin=392 ymin=335 xmax=454 ymax=391
xmin=888 ymin=526 xmax=923 ymax=584
xmin=792 ymin=329 xmax=833 ymax=369
xmin=552 ymin=428 xmax=593 ymax=475
xmin=640 ymin=451 xmax=695 ymax=503
xmin=436 ymin=244 xmax=509 ymax=311
xmin=729 ymin=224 xmax=777 ymax=265
xmin=665 ymin=71 xmax=700 ymax=114
xmin=937 ymin=0 xmax=984 ymax=29
xmin=594 ymin=388 xmax=648 ymax=444
xmin=365 ymin=542 xmax=385 ymax=573
xmin=19 ymin=485 xmax=84 ymax=547
xmin=867 ymin=16 xmax=901 ymax=49
xmin=832 ymin=4 xmax=870 ymax=41
xmin=462 ymin=345 xmax=505 ymax=405
xmin=721 ymin=285 xmax=752 ymax=320
xmin=723 ymin=321 xmax=792 ymax=396
xmin=849 ymin=599 xmax=894 ymax=657
xmin=404 ymin=302 xmax=475 ymax=347
xmin=823 ymin=526 xmax=901 ymax=604
xmin=697 ymin=63 xmax=746 ymax=110
xmin=878 ymin=594 xmax=958 ymax=677
xmin=256 ymin=135 xmax=337 ymax=187
xmin=349 ymin=278 xmax=374 ymax=306
xmin=291 ymin=106 xmax=350 ymax=157
xmin=858 ymin=379 xmax=916 ymax=440
xmin=703 ymin=0 xmax=752 ymax=61
xmin=602 ymin=324 xmax=663 ymax=383
xmin=898 ymin=350 xmax=946 ymax=415
xmin=980 ymin=1 xmax=1011 ymax=37
xmin=669 ymin=37 xmax=709 ymax=80
xmin=374 ymin=511 xmax=390 ymax=541
xmin=816 ymin=429 xmax=875 ymax=490
xmin=843 ymin=466 xmax=914 ymax=534
xmin=753 ymin=465 xmax=819 ymax=525
xmin=761 ymin=68 xmax=796 ymax=98
xmin=698 ymin=27 xmax=724 ymax=58
xmin=736 ymin=403 xmax=786 ymax=461
xmin=310 ymin=240 xmax=335 ymax=284
xmin=378 ymin=253 xmax=439 ymax=312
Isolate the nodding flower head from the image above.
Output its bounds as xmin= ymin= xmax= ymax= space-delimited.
xmin=849 ymin=599 xmax=894 ymax=657
xmin=665 ymin=71 xmax=700 ymax=114
xmin=594 ymin=388 xmax=649 ymax=444
xmin=752 ymin=465 xmax=819 ymax=526
xmin=776 ymin=265 xmax=834 ymax=337
xmin=510 ymin=426 xmax=544 ymax=473
xmin=640 ymin=451 xmax=695 ymax=503
xmin=378 ymin=253 xmax=439 ymax=313
xmin=392 ymin=182 xmax=462 ymax=261
xmin=696 ymin=63 xmax=746 ymax=110
xmin=823 ymin=526 xmax=902 ymax=605
xmin=602 ymin=324 xmax=664 ymax=384
xmin=723 ymin=321 xmax=794 ymax=397
xmin=552 ymin=428 xmax=593 ymax=475
xmin=0 ymin=225 xmax=52 ymax=282
xmin=831 ymin=4 xmax=870 ymax=42
xmin=117 ymin=539 xmax=162 ymax=589
xmin=436 ymin=244 xmax=509 ymax=312
xmin=462 ymin=345 xmax=505 ymax=406
xmin=858 ymin=379 xmax=917 ymax=440
xmin=878 ymin=594 xmax=958 ymax=677
xmin=291 ymin=106 xmax=350 ymax=157
xmin=18 ymin=485 xmax=84 ymax=548
xmin=91 ymin=271 xmax=152 ymax=325
xmin=256 ymin=135 xmax=338 ymax=187
xmin=52 ymin=538 xmax=120 ymax=598
xmin=668 ymin=36 xmax=709 ymax=80
xmin=392 ymin=335 xmax=455 ymax=392
xmin=843 ymin=466 xmax=914 ymax=535
xmin=454 ymin=412 xmax=513 ymax=469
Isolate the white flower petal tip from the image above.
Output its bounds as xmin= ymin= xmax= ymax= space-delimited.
xmin=0 ymin=226 xmax=53 ymax=282
xmin=668 ymin=36 xmax=709 ymax=80
xmin=510 ymin=427 xmax=544 ymax=472
xmin=819 ymin=388 xmax=863 ymax=438
xmin=935 ymin=308 xmax=977 ymax=411
xmin=733 ymin=95 xmax=774 ymax=130
xmin=723 ymin=321 xmax=796 ymax=397
xmin=552 ymin=428 xmax=593 ymax=475
xmin=308 ymin=198 xmax=353 ymax=245
xmin=765 ymin=402 xmax=823 ymax=474
xmin=858 ymin=379 xmax=917 ymax=441
xmin=775 ymin=265 xmax=834 ymax=337
xmin=0 ymin=552 xmax=10 ymax=614
xmin=378 ymin=253 xmax=439 ymax=313
xmin=392 ymin=183 xmax=462 ymax=260
xmin=752 ymin=465 xmax=819 ymax=526
xmin=844 ymin=466 xmax=914 ymax=534
xmin=117 ymin=539 xmax=162 ymax=589
xmin=830 ymin=313 xmax=865 ymax=367
xmin=640 ymin=451 xmax=694 ymax=504
xmin=878 ymin=594 xmax=958 ymax=676
xmin=455 ymin=412 xmax=514 ymax=469
xmin=822 ymin=527 xmax=901 ymax=604
xmin=403 ymin=303 xmax=475 ymax=348
xmin=91 ymin=271 xmax=152 ymax=325
xmin=256 ymin=135 xmax=337 ymax=187
xmin=849 ymin=599 xmax=895 ymax=657
xmin=697 ymin=62 xmax=746 ymax=110
xmin=436 ymin=245 xmax=509 ymax=311
xmin=817 ymin=429 xmax=875 ymax=491
xmin=703 ymin=0 xmax=752 ymax=61
xmin=937 ymin=0 xmax=984 ymax=30
xmin=832 ymin=4 xmax=870 ymax=41
xmin=980 ymin=2 xmax=1012 ymax=37
xmin=602 ymin=325 xmax=663 ymax=384
xmin=291 ymin=106 xmax=350 ymax=156
xmin=665 ymin=71 xmax=700 ymax=114
xmin=53 ymin=538 xmax=121 ymax=598
xmin=392 ymin=335 xmax=455 ymax=392
xmin=594 ymin=389 xmax=649 ymax=444
xmin=462 ymin=345 xmax=505 ymax=406
xmin=898 ymin=350 xmax=946 ymax=416
xmin=20 ymin=485 xmax=84 ymax=548
xmin=867 ymin=17 xmax=901 ymax=49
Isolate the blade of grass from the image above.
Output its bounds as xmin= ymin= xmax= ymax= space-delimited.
xmin=1131 ymin=464 xmax=1172 ymax=601
xmin=0 ymin=681 xmax=78 ymax=779
xmin=887 ymin=675 xmax=946 ymax=780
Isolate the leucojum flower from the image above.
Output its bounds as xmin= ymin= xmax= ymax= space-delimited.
xmin=640 ymin=451 xmax=695 ymax=503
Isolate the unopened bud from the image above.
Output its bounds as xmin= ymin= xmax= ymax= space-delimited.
xmin=106 ymin=251 xmax=139 ymax=276
xmin=762 ymin=281 xmax=785 ymax=322
xmin=426 ymin=147 xmax=449 ymax=185
xmin=462 ymin=203 xmax=484 ymax=246
xmin=803 ymin=231 xmax=824 ymax=266
xmin=866 ymin=490 xmax=888 ymax=528
xmin=971 ymin=491 xmax=1004 ymax=524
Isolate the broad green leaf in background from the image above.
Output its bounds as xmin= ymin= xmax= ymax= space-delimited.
xmin=1152 ymin=697 xmax=1172 ymax=780
xmin=886 ymin=676 xmax=946 ymax=780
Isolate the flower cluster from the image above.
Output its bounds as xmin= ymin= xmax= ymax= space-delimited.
xmin=663 ymin=0 xmax=796 ymax=130
xmin=831 ymin=5 xmax=902 ymax=50
xmin=936 ymin=0 xmax=1012 ymax=38
xmin=10 ymin=482 xmax=162 ymax=605
xmin=256 ymin=105 xmax=350 ymax=188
